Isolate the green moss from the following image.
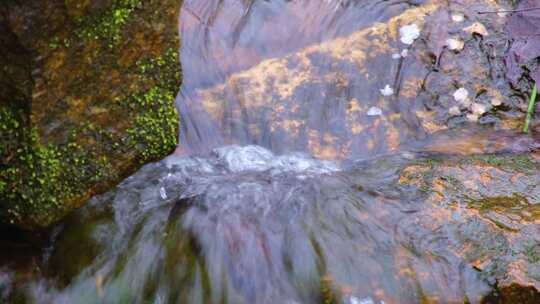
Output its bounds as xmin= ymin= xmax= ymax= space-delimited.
xmin=2 ymin=0 xmax=181 ymax=228
xmin=0 ymin=107 xmax=22 ymax=153
xmin=48 ymin=36 xmax=61 ymax=49
xmin=126 ymin=89 xmax=178 ymax=161
xmin=320 ymin=277 xmax=339 ymax=304
xmin=75 ymin=0 xmax=143 ymax=48
xmin=123 ymin=48 xmax=180 ymax=163
xmin=469 ymin=154 xmax=538 ymax=172
xmin=406 ymin=157 xmax=442 ymax=193
xmin=0 ymin=117 xmax=113 ymax=226
xmin=466 ymin=194 xmax=540 ymax=224
xmin=402 ymin=154 xmax=540 ymax=204
xmin=524 ymin=243 xmax=540 ymax=264
xmin=47 ymin=0 xmax=144 ymax=50
xmin=1 ymin=46 xmax=180 ymax=227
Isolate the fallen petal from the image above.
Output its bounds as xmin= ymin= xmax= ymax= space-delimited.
xmin=399 ymin=24 xmax=420 ymax=45
xmin=367 ymin=106 xmax=383 ymax=116
xmin=491 ymin=99 xmax=502 ymax=106
xmin=471 ymin=103 xmax=487 ymax=115
xmin=453 ymin=88 xmax=469 ymax=103
xmin=380 ymin=84 xmax=394 ymax=96
xmin=451 ymin=13 xmax=465 ymax=22
xmin=446 ymin=38 xmax=464 ymax=51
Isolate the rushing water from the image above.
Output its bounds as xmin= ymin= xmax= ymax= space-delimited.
xmin=2 ymin=0 xmax=540 ymax=303
xmin=2 ymin=147 xmax=497 ymax=303
xmin=176 ymin=0 xmax=433 ymax=157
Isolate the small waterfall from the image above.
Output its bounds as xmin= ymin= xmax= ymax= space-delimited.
xmin=3 ymin=1 xmax=539 ymax=303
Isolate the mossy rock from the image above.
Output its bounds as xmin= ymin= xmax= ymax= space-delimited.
xmin=399 ymin=153 xmax=540 ymax=293
xmin=0 ymin=0 xmax=182 ymax=229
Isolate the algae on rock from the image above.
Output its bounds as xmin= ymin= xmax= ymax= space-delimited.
xmin=399 ymin=153 xmax=540 ymax=293
xmin=0 ymin=0 xmax=183 ymax=229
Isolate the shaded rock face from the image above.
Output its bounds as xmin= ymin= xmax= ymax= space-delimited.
xmin=0 ymin=0 xmax=183 ymax=229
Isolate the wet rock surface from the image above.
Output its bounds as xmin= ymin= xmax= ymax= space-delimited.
xmin=178 ymin=0 xmax=525 ymax=158
xmin=0 ymin=0 xmax=182 ymax=229
xmin=505 ymin=0 xmax=540 ymax=86
xmin=399 ymin=153 xmax=540 ymax=295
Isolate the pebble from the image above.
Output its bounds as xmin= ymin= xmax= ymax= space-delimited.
xmin=399 ymin=24 xmax=420 ymax=45
xmin=380 ymin=84 xmax=394 ymax=96
xmin=453 ymin=88 xmax=469 ymax=103
xmin=367 ymin=106 xmax=383 ymax=116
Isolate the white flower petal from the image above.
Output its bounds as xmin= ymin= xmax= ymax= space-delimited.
xmin=380 ymin=84 xmax=394 ymax=96
xmin=367 ymin=106 xmax=383 ymax=116
xmin=446 ymin=38 xmax=464 ymax=51
xmin=491 ymin=99 xmax=502 ymax=106
xmin=452 ymin=13 xmax=465 ymax=22
xmin=471 ymin=103 xmax=487 ymax=115
xmin=399 ymin=24 xmax=420 ymax=45
xmin=453 ymin=88 xmax=469 ymax=103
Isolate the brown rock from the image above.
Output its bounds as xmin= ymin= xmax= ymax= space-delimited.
xmin=0 ymin=0 xmax=182 ymax=229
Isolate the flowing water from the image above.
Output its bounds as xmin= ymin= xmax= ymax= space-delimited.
xmin=176 ymin=0 xmax=433 ymax=157
xmin=2 ymin=0 xmax=540 ymax=303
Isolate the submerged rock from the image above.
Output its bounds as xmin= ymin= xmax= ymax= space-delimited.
xmin=0 ymin=0 xmax=182 ymax=229
xmin=181 ymin=0 xmax=520 ymax=159
xmin=399 ymin=153 xmax=540 ymax=299
xmin=1 ymin=148 xmax=539 ymax=303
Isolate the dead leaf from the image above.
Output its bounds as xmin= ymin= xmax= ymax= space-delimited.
xmin=463 ymin=22 xmax=489 ymax=36
xmin=505 ymin=0 xmax=540 ymax=84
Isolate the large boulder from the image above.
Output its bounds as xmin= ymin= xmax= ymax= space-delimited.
xmin=0 ymin=0 xmax=182 ymax=229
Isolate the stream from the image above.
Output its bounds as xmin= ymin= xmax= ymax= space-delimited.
xmin=2 ymin=0 xmax=540 ymax=303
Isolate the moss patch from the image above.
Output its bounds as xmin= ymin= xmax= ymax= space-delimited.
xmin=1 ymin=0 xmax=182 ymax=229
xmin=124 ymin=48 xmax=180 ymax=163
xmin=467 ymin=154 xmax=539 ymax=172
xmin=0 ymin=106 xmax=113 ymax=226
